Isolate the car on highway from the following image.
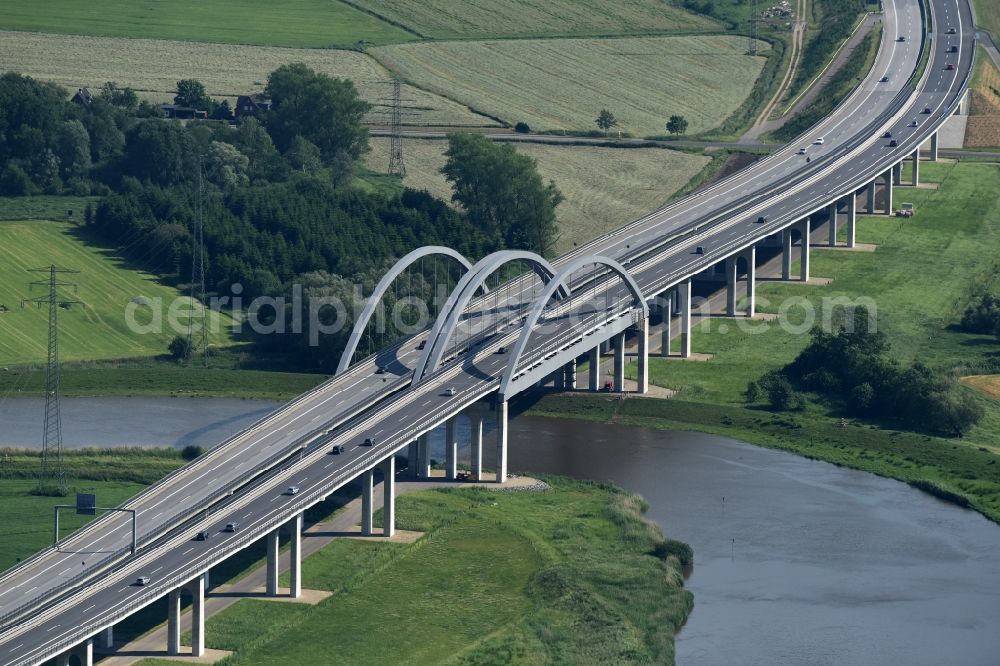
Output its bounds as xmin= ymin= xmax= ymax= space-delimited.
xmin=331 ymin=444 xmax=344 ymax=454
xmin=889 ymin=139 xmax=899 ymax=147
xmin=946 ymin=27 xmax=956 ymax=34
xmin=417 ymin=340 xmax=427 ymax=350
xmin=135 ymin=576 xmax=150 ymax=586
xmin=286 ymin=486 xmax=299 ymax=495
xmin=797 ymin=147 xmax=807 ymax=154
xmin=362 ymin=437 xmax=374 ymax=446
xmin=375 ymin=366 xmax=386 ymax=374
xmin=922 ymin=107 xmax=932 ymax=114
xmin=756 ymin=215 xmax=767 ymax=223
xmin=813 ymin=137 xmax=825 ymax=145
xmin=694 ymin=246 xmax=705 ymax=255
xmin=897 ymin=35 xmax=906 ymax=42
xmin=883 ymin=131 xmax=892 ymax=138
xmin=496 ymin=346 xmax=507 ymax=354
xmin=909 ymin=119 xmax=919 ymax=127
xmin=195 ymin=530 xmax=210 ymax=541
xmin=946 ymin=63 xmax=955 ymax=70
xmin=444 ymin=387 xmax=457 ymax=396
xmin=225 ymin=522 xmax=239 ymax=532
xmin=880 ymin=75 xmax=890 ymax=82
xmin=948 ymin=45 xmax=958 ymax=53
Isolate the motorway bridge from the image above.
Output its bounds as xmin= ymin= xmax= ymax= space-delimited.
xmin=0 ymin=0 xmax=977 ymax=660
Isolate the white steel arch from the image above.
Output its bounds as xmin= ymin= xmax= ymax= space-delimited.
xmin=498 ymin=255 xmax=647 ymax=399
xmin=410 ymin=250 xmax=567 ymax=385
xmin=335 ymin=246 xmax=474 ymax=375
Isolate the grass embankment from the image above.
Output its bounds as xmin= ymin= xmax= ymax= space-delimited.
xmin=344 ymin=0 xmax=719 ymax=39
xmin=0 ymin=220 xmax=234 ymax=365
xmin=0 ymin=449 xmax=186 ymax=569
xmin=973 ymin=0 xmax=1000 ymax=43
xmin=0 ymin=0 xmax=415 ymax=48
xmin=0 ymin=30 xmax=492 ymax=129
xmin=371 ymin=35 xmax=768 ymax=137
xmin=769 ymin=24 xmax=880 ymax=142
xmin=536 ymin=161 xmax=1000 ymax=521
xmin=135 ymin=479 xmax=693 ymax=666
xmin=365 ymin=138 xmax=710 ymax=253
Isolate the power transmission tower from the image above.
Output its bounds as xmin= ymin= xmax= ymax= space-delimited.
xmin=187 ymin=160 xmax=208 ymax=366
xmin=748 ymin=0 xmax=760 ymax=55
xmin=377 ymin=78 xmax=419 ymax=176
xmin=22 ymin=265 xmax=80 ymax=492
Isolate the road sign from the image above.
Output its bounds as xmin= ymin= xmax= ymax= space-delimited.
xmin=76 ymin=493 xmax=96 ymax=515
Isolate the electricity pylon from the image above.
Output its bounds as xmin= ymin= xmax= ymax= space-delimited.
xmin=23 ymin=265 xmax=81 ymax=492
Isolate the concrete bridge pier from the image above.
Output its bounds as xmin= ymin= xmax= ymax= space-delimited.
xmin=798 ymin=218 xmax=811 ymax=281
xmin=266 ymin=528 xmax=279 ymax=596
xmin=190 ymin=574 xmax=206 ymax=656
xmin=884 ymin=168 xmax=894 ymax=214
xmin=892 ymin=162 xmax=902 ymax=186
xmin=167 ymin=588 xmax=181 ymax=655
xmin=930 ymin=131 xmax=939 ymax=161
xmin=636 ymin=317 xmax=648 ymax=394
xmin=496 ymin=400 xmax=508 ymax=483
xmin=726 ymin=256 xmax=738 ymax=316
xmin=381 ymin=456 xmax=396 ymax=537
xmin=911 ymin=149 xmax=920 ymax=186
xmin=288 ymin=515 xmax=302 ymax=599
xmin=101 ymin=626 xmax=114 ymax=650
xmin=742 ymin=247 xmax=756 ymax=317
xmin=565 ymin=359 xmax=577 ymax=389
xmin=782 ymin=228 xmax=793 ymax=280
xmin=361 ymin=469 xmax=374 ymax=536
xmin=845 ymin=193 xmax=857 ymax=248
xmin=679 ymin=279 xmax=692 ymax=358
xmin=828 ymin=202 xmax=838 ymax=246
xmin=445 ymin=417 xmax=457 ymax=479
xmin=612 ymin=331 xmax=626 ymax=390
xmin=660 ymin=291 xmax=674 ymax=356
xmin=589 ymin=346 xmax=601 ymax=389
xmin=417 ymin=433 xmax=431 ymax=478
xmin=866 ymin=180 xmax=876 ymax=214
xmin=406 ymin=441 xmax=418 ymax=478
xmin=56 ymin=638 xmax=92 ymax=666
xmin=470 ymin=411 xmax=484 ymax=480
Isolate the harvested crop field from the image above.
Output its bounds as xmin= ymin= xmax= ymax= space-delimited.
xmin=372 ymin=36 xmax=768 ymax=137
xmin=0 ymin=31 xmax=496 ymax=128
xmin=0 ymin=0 xmax=415 ymax=48
xmin=349 ymin=0 xmax=718 ymax=39
xmin=965 ymin=48 xmax=1000 ymax=148
xmin=364 ymin=138 xmax=709 ymax=253
xmin=961 ymin=375 xmax=1000 ymax=401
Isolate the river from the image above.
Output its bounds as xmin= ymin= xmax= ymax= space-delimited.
xmin=2 ymin=397 xmax=999 ymax=664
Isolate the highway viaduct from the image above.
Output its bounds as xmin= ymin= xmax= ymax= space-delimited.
xmin=0 ymin=0 xmax=978 ymax=660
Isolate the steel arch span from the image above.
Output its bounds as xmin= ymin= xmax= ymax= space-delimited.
xmin=499 ymin=255 xmax=647 ymax=399
xmin=335 ymin=246 xmax=474 ymax=376
xmin=410 ymin=250 xmax=568 ymax=385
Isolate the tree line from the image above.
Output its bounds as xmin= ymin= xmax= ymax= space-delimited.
xmin=746 ymin=307 xmax=984 ymax=437
xmin=0 ymin=66 xmax=563 ymax=369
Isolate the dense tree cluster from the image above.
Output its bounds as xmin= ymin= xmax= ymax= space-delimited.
xmin=960 ymin=293 xmax=1000 ymax=340
xmin=442 ymin=133 xmax=562 ymax=257
xmin=746 ymin=308 xmax=983 ymax=437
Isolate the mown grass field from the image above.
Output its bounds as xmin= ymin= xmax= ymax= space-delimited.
xmin=135 ymin=479 xmax=692 ymax=666
xmin=962 ymin=375 xmax=1000 ymax=400
xmin=531 ymin=161 xmax=1000 ymax=521
xmin=371 ymin=36 xmax=769 ymax=137
xmin=0 ymin=220 xmax=233 ymax=365
xmin=973 ymin=0 xmax=1000 ymax=42
xmin=365 ymin=138 xmax=710 ymax=253
xmin=0 ymin=0 xmax=415 ymax=48
xmin=0 ymin=30 xmax=494 ymax=129
xmin=0 ymin=195 xmax=97 ymax=222
xmin=349 ymin=0 xmax=719 ymax=39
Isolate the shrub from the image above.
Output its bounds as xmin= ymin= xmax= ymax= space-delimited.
xmin=960 ymin=293 xmax=1000 ymax=335
xmin=652 ymin=539 xmax=693 ymax=566
xmin=514 ymin=122 xmax=531 ymax=133
xmin=181 ymin=445 xmax=204 ymax=461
